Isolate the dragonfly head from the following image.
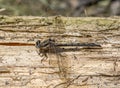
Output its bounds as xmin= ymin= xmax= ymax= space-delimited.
xmin=35 ymin=40 xmax=41 ymax=48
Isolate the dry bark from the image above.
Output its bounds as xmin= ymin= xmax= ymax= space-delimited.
xmin=0 ymin=16 xmax=120 ymax=88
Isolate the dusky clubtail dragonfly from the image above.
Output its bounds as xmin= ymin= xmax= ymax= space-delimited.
xmin=35 ymin=38 xmax=101 ymax=87
xmin=35 ymin=39 xmax=101 ymax=49
xmin=35 ymin=16 xmax=102 ymax=88
xmin=35 ymin=38 xmax=101 ymax=62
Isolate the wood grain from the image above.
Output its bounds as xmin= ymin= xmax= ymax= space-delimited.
xmin=0 ymin=16 xmax=120 ymax=88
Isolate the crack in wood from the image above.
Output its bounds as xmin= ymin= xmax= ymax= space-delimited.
xmin=0 ymin=42 xmax=34 ymax=46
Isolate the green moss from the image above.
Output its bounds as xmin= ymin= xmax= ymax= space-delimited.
xmin=96 ymin=19 xmax=114 ymax=26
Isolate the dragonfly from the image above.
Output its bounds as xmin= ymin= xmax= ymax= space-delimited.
xmin=35 ymin=38 xmax=101 ymax=60
xmin=35 ymin=16 xmax=102 ymax=88
xmin=35 ymin=38 xmax=101 ymax=87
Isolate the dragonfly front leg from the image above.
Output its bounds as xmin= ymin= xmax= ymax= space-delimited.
xmin=40 ymin=53 xmax=48 ymax=63
xmin=38 ymin=49 xmax=48 ymax=63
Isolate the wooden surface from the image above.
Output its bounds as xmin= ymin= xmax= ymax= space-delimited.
xmin=0 ymin=16 xmax=120 ymax=88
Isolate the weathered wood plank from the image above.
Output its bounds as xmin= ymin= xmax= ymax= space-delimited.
xmin=0 ymin=16 xmax=120 ymax=88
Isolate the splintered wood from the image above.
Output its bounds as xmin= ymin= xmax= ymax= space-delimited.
xmin=0 ymin=16 xmax=120 ymax=88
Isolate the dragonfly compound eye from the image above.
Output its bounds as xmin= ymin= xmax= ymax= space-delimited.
xmin=35 ymin=40 xmax=41 ymax=48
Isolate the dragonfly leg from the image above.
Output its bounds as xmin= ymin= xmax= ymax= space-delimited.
xmin=41 ymin=53 xmax=48 ymax=63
